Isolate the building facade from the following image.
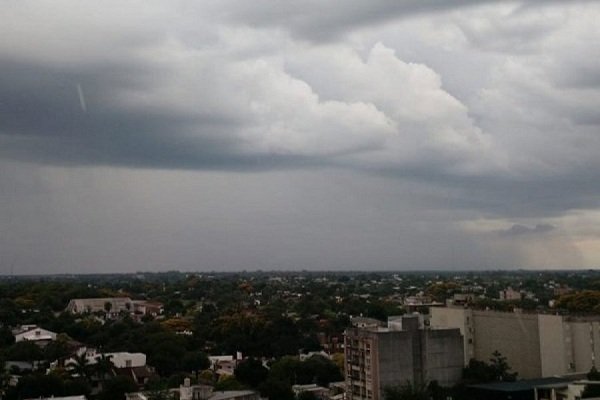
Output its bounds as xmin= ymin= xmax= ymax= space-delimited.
xmin=430 ymin=307 xmax=600 ymax=379
xmin=344 ymin=315 xmax=464 ymax=400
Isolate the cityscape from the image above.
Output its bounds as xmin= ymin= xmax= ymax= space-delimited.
xmin=2 ymin=270 xmax=600 ymax=399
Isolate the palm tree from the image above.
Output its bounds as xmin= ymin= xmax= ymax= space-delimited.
xmin=94 ymin=353 xmax=115 ymax=389
xmin=67 ymin=352 xmax=92 ymax=382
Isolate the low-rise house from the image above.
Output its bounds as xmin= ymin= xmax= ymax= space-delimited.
xmin=209 ymin=390 xmax=259 ymax=400
xmin=13 ymin=325 xmax=57 ymax=346
xmin=132 ymin=300 xmax=164 ymax=318
xmin=25 ymin=397 xmax=87 ymax=400
xmin=127 ymin=379 xmax=259 ymax=400
xmin=66 ymin=297 xmax=133 ymax=316
xmin=498 ymin=287 xmax=522 ymax=301
xmin=114 ymin=365 xmax=156 ymax=388
xmin=209 ymin=355 xmax=238 ymax=377
xmin=63 ymin=347 xmax=147 ymax=369
xmin=292 ymin=383 xmax=330 ymax=399
xmin=299 ymin=351 xmax=331 ymax=361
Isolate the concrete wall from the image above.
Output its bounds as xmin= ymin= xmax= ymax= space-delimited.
xmin=424 ymin=329 xmax=464 ymax=387
xmin=345 ymin=326 xmax=464 ymax=400
xmin=430 ymin=307 xmax=473 ymax=364
xmin=538 ymin=314 xmax=568 ymax=376
xmin=472 ymin=310 xmax=542 ymax=379
xmin=377 ymin=331 xmax=415 ymax=397
xmin=571 ymin=321 xmax=595 ymax=373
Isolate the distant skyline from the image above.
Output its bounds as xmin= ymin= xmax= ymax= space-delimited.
xmin=2 ymin=1 xmax=600 ymax=274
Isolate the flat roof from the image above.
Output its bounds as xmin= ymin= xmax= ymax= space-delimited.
xmin=469 ymin=377 xmax=573 ymax=392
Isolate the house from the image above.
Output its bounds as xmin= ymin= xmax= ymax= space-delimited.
xmin=132 ymin=300 xmax=164 ymax=318
xmin=209 ymin=355 xmax=238 ymax=377
xmin=127 ymin=379 xmax=259 ymax=400
xmin=209 ymin=391 xmax=260 ymax=400
xmin=66 ymin=297 xmax=133 ymax=315
xmin=498 ymin=287 xmax=522 ymax=301
xmin=13 ymin=325 xmax=57 ymax=346
xmin=24 ymin=397 xmax=87 ymax=400
xmin=114 ymin=365 xmax=156 ymax=387
xmin=64 ymin=347 xmax=147 ymax=369
xmin=292 ymin=384 xmax=330 ymax=399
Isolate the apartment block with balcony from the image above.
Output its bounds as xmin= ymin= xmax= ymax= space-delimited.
xmin=344 ymin=315 xmax=464 ymax=400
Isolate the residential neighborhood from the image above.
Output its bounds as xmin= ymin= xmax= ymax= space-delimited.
xmin=3 ymin=270 xmax=600 ymax=399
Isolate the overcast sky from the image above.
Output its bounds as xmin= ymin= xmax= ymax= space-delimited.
xmin=2 ymin=1 xmax=600 ymax=274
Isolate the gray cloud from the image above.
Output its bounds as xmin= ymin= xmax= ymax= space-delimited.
xmin=497 ymin=223 xmax=555 ymax=237
xmin=1 ymin=1 xmax=600 ymax=272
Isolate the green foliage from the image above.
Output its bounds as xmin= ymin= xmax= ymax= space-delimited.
xmin=13 ymin=373 xmax=65 ymax=399
xmin=587 ymin=366 xmax=600 ymax=380
xmin=6 ymin=341 xmax=44 ymax=363
xmin=182 ymin=351 xmax=210 ymax=374
xmin=383 ymin=382 xmax=429 ymax=400
xmin=146 ymin=388 xmax=176 ymax=400
xmin=463 ymin=351 xmax=517 ymax=383
xmin=234 ymin=357 xmax=269 ymax=388
xmin=67 ymin=352 xmax=92 ymax=381
xmin=556 ymin=290 xmax=600 ymax=313
xmin=259 ymin=377 xmax=295 ymax=400
xmin=214 ymin=375 xmax=245 ymax=391
xmin=269 ymin=355 xmax=342 ymax=387
xmin=97 ymin=375 xmax=138 ymax=400
xmin=425 ymin=282 xmax=460 ymax=302
xmin=583 ymin=366 xmax=600 ymax=398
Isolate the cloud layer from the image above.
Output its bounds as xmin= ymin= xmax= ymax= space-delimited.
xmin=1 ymin=1 xmax=600 ymax=272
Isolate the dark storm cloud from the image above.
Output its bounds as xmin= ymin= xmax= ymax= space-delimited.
xmin=0 ymin=59 xmax=325 ymax=171
xmin=213 ymin=0 xmax=492 ymax=40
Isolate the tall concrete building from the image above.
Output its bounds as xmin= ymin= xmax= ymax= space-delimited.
xmin=430 ymin=307 xmax=600 ymax=379
xmin=344 ymin=315 xmax=464 ymax=400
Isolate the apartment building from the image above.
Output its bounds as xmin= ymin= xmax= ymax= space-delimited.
xmin=344 ymin=315 xmax=464 ymax=400
xmin=430 ymin=307 xmax=600 ymax=379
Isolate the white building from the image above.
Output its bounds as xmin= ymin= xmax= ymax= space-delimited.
xmin=431 ymin=307 xmax=600 ymax=378
xmin=13 ymin=325 xmax=57 ymax=345
xmin=66 ymin=297 xmax=133 ymax=315
xmin=25 ymin=397 xmax=87 ymax=400
xmin=65 ymin=347 xmax=147 ymax=369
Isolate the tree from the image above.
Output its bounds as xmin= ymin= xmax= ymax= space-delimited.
xmin=214 ymin=375 xmax=245 ymax=391
xmin=104 ymin=301 xmax=113 ymax=315
xmin=588 ymin=366 xmax=600 ymax=380
xmin=582 ymin=383 xmax=600 ymax=399
xmin=235 ymin=358 xmax=269 ymax=388
xmin=67 ymin=353 xmax=92 ymax=382
xmin=182 ymin=351 xmax=210 ymax=378
xmin=489 ymin=351 xmax=517 ymax=382
xmin=94 ymin=353 xmax=115 ymax=387
xmin=13 ymin=373 xmax=66 ymax=399
xmin=383 ymin=382 xmax=428 ymax=400
xmin=6 ymin=340 xmax=44 ymax=364
xmin=304 ymin=355 xmax=343 ymax=386
xmin=146 ymin=388 xmax=176 ymax=400
xmin=44 ymin=334 xmax=71 ymax=361
xmin=582 ymin=367 xmax=600 ymax=398
xmin=462 ymin=351 xmax=517 ymax=384
xmin=97 ymin=375 xmax=137 ymax=400
xmin=259 ymin=378 xmax=295 ymax=400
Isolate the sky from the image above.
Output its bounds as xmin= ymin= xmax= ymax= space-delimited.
xmin=1 ymin=1 xmax=600 ymax=274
